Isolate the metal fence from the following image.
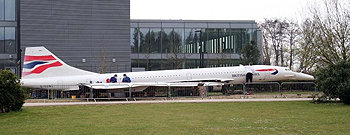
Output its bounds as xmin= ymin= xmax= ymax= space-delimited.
xmin=244 ymin=82 xmax=281 ymax=93
xmin=28 ymin=82 xmax=317 ymax=99
xmin=281 ymin=82 xmax=317 ymax=92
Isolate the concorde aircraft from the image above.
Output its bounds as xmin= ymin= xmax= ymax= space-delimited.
xmin=20 ymin=47 xmax=314 ymax=91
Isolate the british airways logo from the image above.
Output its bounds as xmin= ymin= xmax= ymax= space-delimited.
xmin=255 ymin=68 xmax=279 ymax=75
xmin=22 ymin=55 xmax=63 ymax=76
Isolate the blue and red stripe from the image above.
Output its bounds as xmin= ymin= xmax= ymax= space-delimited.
xmin=23 ymin=61 xmax=48 ymax=69
xmin=22 ymin=61 xmax=63 ymax=76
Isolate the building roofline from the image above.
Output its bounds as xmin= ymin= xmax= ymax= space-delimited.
xmin=130 ymin=19 xmax=257 ymax=24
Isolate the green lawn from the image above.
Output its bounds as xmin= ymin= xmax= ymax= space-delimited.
xmin=0 ymin=102 xmax=349 ymax=135
xmin=207 ymin=91 xmax=322 ymax=96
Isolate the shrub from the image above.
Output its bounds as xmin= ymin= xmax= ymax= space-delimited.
xmin=338 ymin=80 xmax=350 ymax=104
xmin=315 ymin=61 xmax=350 ymax=104
xmin=0 ymin=70 xmax=27 ymax=113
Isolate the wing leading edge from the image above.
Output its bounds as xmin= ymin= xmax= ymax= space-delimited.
xmin=84 ymin=82 xmax=224 ymax=90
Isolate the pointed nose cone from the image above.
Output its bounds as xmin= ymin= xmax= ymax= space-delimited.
xmin=294 ymin=72 xmax=315 ymax=81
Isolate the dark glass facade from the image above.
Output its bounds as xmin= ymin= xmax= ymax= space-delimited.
xmin=132 ymin=28 xmax=257 ymax=54
xmin=131 ymin=20 xmax=261 ymax=71
xmin=0 ymin=0 xmax=18 ymax=74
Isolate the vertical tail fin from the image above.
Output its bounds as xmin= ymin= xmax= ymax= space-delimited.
xmin=22 ymin=46 xmax=96 ymax=79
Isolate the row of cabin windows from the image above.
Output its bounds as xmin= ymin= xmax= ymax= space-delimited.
xmin=129 ymin=71 xmax=245 ymax=80
xmin=131 ymin=74 xmax=181 ymax=80
xmin=192 ymin=71 xmax=244 ymax=76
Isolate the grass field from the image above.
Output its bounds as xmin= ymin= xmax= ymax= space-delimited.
xmin=207 ymin=91 xmax=322 ymax=96
xmin=0 ymin=102 xmax=349 ymax=135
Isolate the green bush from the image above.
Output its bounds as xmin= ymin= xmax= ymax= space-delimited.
xmin=315 ymin=61 xmax=350 ymax=104
xmin=0 ymin=70 xmax=27 ymax=113
xmin=338 ymin=79 xmax=350 ymax=104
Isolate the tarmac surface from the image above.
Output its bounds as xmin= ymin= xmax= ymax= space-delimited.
xmin=24 ymin=98 xmax=313 ymax=107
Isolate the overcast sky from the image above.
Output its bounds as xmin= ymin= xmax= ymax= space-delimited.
xmin=131 ymin=0 xmax=313 ymax=22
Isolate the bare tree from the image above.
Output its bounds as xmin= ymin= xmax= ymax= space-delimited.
xmin=262 ymin=30 xmax=271 ymax=65
xmin=303 ymin=0 xmax=350 ymax=66
xmin=297 ymin=19 xmax=318 ymax=73
xmin=285 ymin=20 xmax=300 ymax=69
xmin=260 ymin=19 xmax=288 ymax=66
xmin=258 ymin=0 xmax=349 ymax=73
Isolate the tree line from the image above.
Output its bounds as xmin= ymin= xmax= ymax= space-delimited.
xmin=260 ymin=0 xmax=350 ymax=104
xmin=259 ymin=0 xmax=350 ymax=73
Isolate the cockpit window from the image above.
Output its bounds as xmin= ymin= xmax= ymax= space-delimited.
xmin=285 ymin=68 xmax=291 ymax=71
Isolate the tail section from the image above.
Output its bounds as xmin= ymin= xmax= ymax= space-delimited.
xmin=22 ymin=46 xmax=96 ymax=79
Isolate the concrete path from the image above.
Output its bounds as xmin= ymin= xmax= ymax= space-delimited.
xmin=24 ymin=98 xmax=313 ymax=107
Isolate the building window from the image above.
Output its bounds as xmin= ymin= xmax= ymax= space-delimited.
xmin=184 ymin=29 xmax=195 ymax=53
xmin=0 ymin=0 xmax=16 ymax=21
xmin=5 ymin=27 xmax=15 ymax=53
xmin=0 ymin=0 xmax=4 ymax=20
xmin=0 ymin=27 xmax=15 ymax=53
xmin=161 ymin=28 xmax=172 ymax=53
xmin=149 ymin=28 xmax=161 ymax=53
xmin=0 ymin=27 xmax=4 ymax=53
xmin=138 ymin=28 xmax=149 ymax=53
xmin=130 ymin=28 xmax=138 ymax=53
xmin=171 ymin=28 xmax=184 ymax=53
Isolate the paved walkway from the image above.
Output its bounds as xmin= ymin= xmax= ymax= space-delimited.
xmin=24 ymin=98 xmax=313 ymax=107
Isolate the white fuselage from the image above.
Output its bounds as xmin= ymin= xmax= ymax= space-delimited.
xmin=21 ymin=65 xmax=314 ymax=91
xmin=21 ymin=47 xmax=315 ymax=91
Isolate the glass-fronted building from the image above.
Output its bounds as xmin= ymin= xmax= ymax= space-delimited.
xmin=130 ymin=20 xmax=262 ymax=71
xmin=0 ymin=0 xmax=18 ymax=74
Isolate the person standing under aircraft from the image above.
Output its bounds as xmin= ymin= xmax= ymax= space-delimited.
xmin=122 ymin=74 xmax=131 ymax=83
xmin=110 ymin=74 xmax=118 ymax=83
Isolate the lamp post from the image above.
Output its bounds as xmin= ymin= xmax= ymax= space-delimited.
xmin=195 ymin=30 xmax=204 ymax=68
